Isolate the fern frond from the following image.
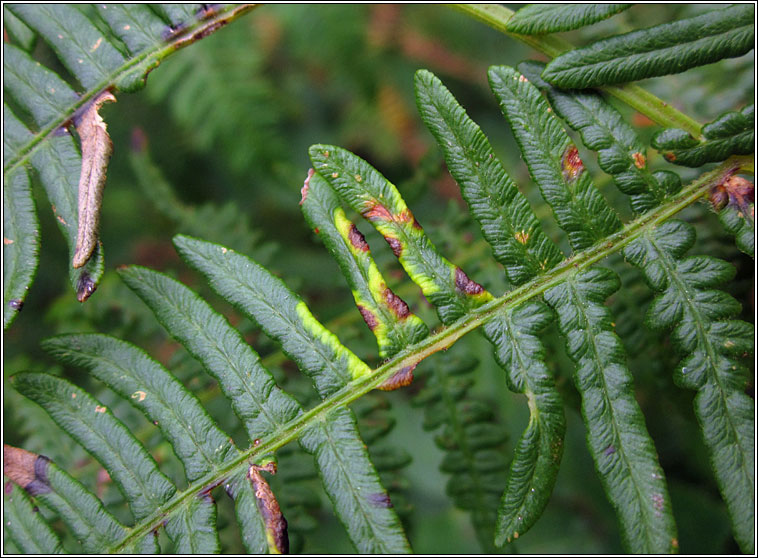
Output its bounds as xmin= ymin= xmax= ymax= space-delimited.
xmin=116 ymin=265 xmax=302 ymax=441
xmin=544 ymin=268 xmax=678 ymax=553
xmin=3 ymin=146 xmax=39 ymax=328
xmin=2 ymin=4 xmax=255 ymax=320
xmin=412 ymin=69 xmax=567 ymax=543
xmin=413 ymin=69 xmax=563 ymax=284
xmin=10 ymin=373 xmax=177 ymax=522
xmin=484 ymin=303 xmax=565 ymax=545
xmin=4 ymin=444 xmax=136 ymax=553
xmin=309 ymin=145 xmax=493 ymax=324
xmin=518 ymin=60 xmax=682 ymax=215
xmin=413 ymin=353 xmax=509 ymax=552
xmin=653 ymin=104 xmax=755 ymax=167
xmin=488 ymin=65 xmax=622 ymax=252
xmin=505 ymin=4 xmax=631 ymax=35
xmin=624 ymin=219 xmax=755 ymax=553
xmin=41 ymin=335 xmax=238 ymax=482
xmin=2 ymin=477 xmax=63 ymax=554
xmin=541 ymin=4 xmax=755 ymax=88
xmin=300 ymin=170 xmax=429 ymax=360
xmin=172 ymin=235 xmax=412 ymax=553
xmin=715 ymin=176 xmax=754 ymax=258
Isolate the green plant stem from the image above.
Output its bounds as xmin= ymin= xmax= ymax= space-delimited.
xmin=110 ymin=155 xmax=748 ymax=552
xmin=452 ymin=3 xmax=704 ymax=138
xmin=3 ymin=4 xmax=259 ymax=178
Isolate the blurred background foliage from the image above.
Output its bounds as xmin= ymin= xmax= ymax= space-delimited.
xmin=3 ymin=4 xmax=753 ymax=554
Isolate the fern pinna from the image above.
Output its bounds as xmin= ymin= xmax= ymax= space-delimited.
xmin=4 ymin=3 xmax=754 ymax=554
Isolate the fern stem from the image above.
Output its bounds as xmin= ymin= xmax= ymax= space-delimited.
xmin=452 ymin=3 xmax=704 ymax=138
xmin=2 ymin=4 xmax=259 ymax=177
xmin=109 ymin=156 xmax=742 ymax=552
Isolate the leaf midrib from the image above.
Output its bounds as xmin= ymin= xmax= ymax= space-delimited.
xmin=565 ymin=275 xmax=661 ymax=551
xmin=649 ymin=232 xmax=754 ymax=489
xmin=109 ymin=157 xmax=744 ymax=552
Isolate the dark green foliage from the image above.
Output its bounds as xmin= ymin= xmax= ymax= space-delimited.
xmin=11 ymin=373 xmax=177 ymax=522
xmin=505 ymin=4 xmax=631 ymax=35
xmin=2 ymin=4 xmax=253 ymax=322
xmin=484 ymin=304 xmax=565 ymax=545
xmin=3 ymin=4 xmax=754 ymax=555
xmin=2 ymin=482 xmax=63 ymax=554
xmin=414 ymin=69 xmax=563 ymax=284
xmin=624 ymin=220 xmax=754 ymax=554
xmin=653 ymin=105 xmax=755 ymax=167
xmin=542 ymin=4 xmax=755 ymax=88
xmin=519 ymin=60 xmax=682 ymax=215
xmin=172 ymin=235 xmax=412 ymax=554
xmin=488 ymin=65 xmax=622 ymax=252
xmin=413 ymin=353 xmax=509 ymax=552
xmin=544 ymin=268 xmax=677 ymax=553
xmin=3 ymin=165 xmax=39 ymax=328
xmin=718 ymin=201 xmax=754 ymax=258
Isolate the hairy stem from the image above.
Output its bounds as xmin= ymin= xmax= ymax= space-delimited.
xmin=452 ymin=3 xmax=704 ymax=138
xmin=111 ymin=156 xmax=746 ymax=552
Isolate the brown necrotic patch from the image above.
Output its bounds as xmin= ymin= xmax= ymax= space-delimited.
xmin=384 ymin=235 xmax=403 ymax=257
xmin=383 ymin=288 xmax=410 ymax=318
xmin=710 ymin=175 xmax=754 ymax=215
xmin=455 ymin=267 xmax=484 ymax=295
xmin=561 ymin=145 xmax=584 ymax=181
xmin=76 ymin=272 xmax=97 ymax=302
xmin=379 ymin=364 xmax=416 ymax=391
xmin=3 ymin=445 xmax=51 ymax=496
xmin=357 ymin=305 xmax=379 ymax=331
xmin=363 ymin=200 xmax=393 ymax=222
xmin=249 ymin=463 xmax=289 ymax=554
xmin=348 ymin=224 xmax=369 ymax=252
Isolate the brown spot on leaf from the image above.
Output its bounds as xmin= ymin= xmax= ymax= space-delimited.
xmin=363 ymin=200 xmax=393 ymax=222
xmin=76 ymin=272 xmax=97 ymax=302
xmin=73 ymin=90 xmax=116 ymax=268
xmin=632 ymin=152 xmax=646 ymax=169
xmin=357 ymin=305 xmax=379 ymax=331
xmin=396 ymin=208 xmax=422 ymax=229
xmin=366 ymin=492 xmax=394 ymax=508
xmin=383 ymin=288 xmax=410 ymax=318
xmin=384 ymin=235 xmax=403 ymax=257
xmin=379 ymin=364 xmax=416 ymax=391
xmin=3 ymin=445 xmax=51 ymax=495
xmin=514 ymin=230 xmax=530 ymax=244
xmin=300 ymin=168 xmax=314 ymax=206
xmin=561 ymin=145 xmax=584 ymax=181
xmin=664 ymin=152 xmax=676 ymax=162
xmin=454 ymin=267 xmax=484 ymax=295
xmin=249 ymin=463 xmax=289 ymax=554
xmin=348 ymin=224 xmax=369 ymax=252
xmin=710 ymin=175 xmax=754 ymax=214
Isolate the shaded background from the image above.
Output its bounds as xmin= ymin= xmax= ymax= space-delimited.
xmin=4 ymin=4 xmax=754 ymax=554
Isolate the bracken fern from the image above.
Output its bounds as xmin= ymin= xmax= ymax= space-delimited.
xmin=3 ymin=4 xmax=754 ymax=554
